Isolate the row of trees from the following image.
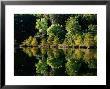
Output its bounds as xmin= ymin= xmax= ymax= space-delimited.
xmin=20 ymin=14 xmax=97 ymax=47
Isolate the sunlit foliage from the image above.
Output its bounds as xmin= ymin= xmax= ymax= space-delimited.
xmin=36 ymin=18 xmax=48 ymax=33
xmin=83 ymin=33 xmax=94 ymax=46
xmin=47 ymin=24 xmax=64 ymax=38
xmin=20 ymin=14 xmax=97 ymax=47
xmin=21 ymin=36 xmax=38 ymax=46
xmin=74 ymin=34 xmax=83 ymax=46
xmin=66 ymin=16 xmax=81 ymax=34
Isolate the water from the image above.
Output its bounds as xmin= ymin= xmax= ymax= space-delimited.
xmin=14 ymin=47 xmax=97 ymax=76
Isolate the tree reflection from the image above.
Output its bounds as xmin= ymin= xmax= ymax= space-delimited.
xmin=22 ymin=47 xmax=37 ymax=57
xmin=35 ymin=59 xmax=48 ymax=76
xmin=47 ymin=48 xmax=64 ymax=69
xmin=21 ymin=47 xmax=97 ymax=76
xmin=83 ymin=49 xmax=97 ymax=64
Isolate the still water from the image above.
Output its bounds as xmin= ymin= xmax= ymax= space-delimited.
xmin=14 ymin=47 xmax=97 ymax=76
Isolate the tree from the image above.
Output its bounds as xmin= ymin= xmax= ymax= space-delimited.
xmin=47 ymin=36 xmax=54 ymax=45
xmin=47 ymin=24 xmax=65 ymax=43
xmin=88 ymin=24 xmax=97 ymax=34
xmin=36 ymin=18 xmax=48 ymax=33
xmin=63 ymin=32 xmax=75 ymax=45
xmin=75 ymin=14 xmax=97 ymax=33
xmin=31 ymin=37 xmax=38 ymax=46
xmin=20 ymin=36 xmax=38 ymax=47
xmin=74 ymin=34 xmax=83 ymax=46
xmin=65 ymin=16 xmax=81 ymax=34
xmin=53 ymin=36 xmax=60 ymax=44
xmin=25 ymin=36 xmax=33 ymax=46
xmin=83 ymin=33 xmax=94 ymax=46
xmin=83 ymin=14 xmax=97 ymax=25
xmin=49 ymin=14 xmax=70 ymax=25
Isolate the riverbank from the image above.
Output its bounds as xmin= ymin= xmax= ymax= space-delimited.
xmin=19 ymin=44 xmax=96 ymax=49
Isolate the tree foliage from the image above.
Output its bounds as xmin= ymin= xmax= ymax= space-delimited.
xmin=47 ymin=24 xmax=65 ymax=43
xmin=66 ymin=17 xmax=81 ymax=34
xmin=21 ymin=36 xmax=38 ymax=46
xmin=20 ymin=14 xmax=97 ymax=47
xmin=47 ymin=24 xmax=64 ymax=37
xmin=83 ymin=33 xmax=94 ymax=46
xmin=36 ymin=18 xmax=48 ymax=33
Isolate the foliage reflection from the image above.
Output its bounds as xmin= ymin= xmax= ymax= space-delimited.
xmin=21 ymin=47 xmax=97 ymax=76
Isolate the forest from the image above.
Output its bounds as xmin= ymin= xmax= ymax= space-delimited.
xmin=14 ymin=14 xmax=97 ymax=76
xmin=16 ymin=14 xmax=97 ymax=48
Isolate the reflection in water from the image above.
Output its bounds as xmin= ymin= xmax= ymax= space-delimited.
xmin=16 ymin=47 xmax=97 ymax=76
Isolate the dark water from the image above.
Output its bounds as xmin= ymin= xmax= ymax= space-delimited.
xmin=14 ymin=47 xmax=97 ymax=76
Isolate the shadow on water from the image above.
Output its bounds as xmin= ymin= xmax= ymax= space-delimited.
xmin=14 ymin=48 xmax=37 ymax=76
xmin=14 ymin=47 xmax=97 ymax=76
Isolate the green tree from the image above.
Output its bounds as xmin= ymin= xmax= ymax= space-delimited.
xmin=65 ymin=16 xmax=81 ymax=34
xmin=83 ymin=33 xmax=94 ymax=46
xmin=83 ymin=14 xmax=97 ymax=25
xmin=53 ymin=36 xmax=60 ymax=44
xmin=74 ymin=34 xmax=83 ymax=46
xmin=49 ymin=14 xmax=70 ymax=27
xmin=36 ymin=18 xmax=48 ymax=33
xmin=21 ymin=36 xmax=38 ymax=46
xmin=75 ymin=14 xmax=97 ymax=33
xmin=47 ymin=24 xmax=65 ymax=43
xmin=47 ymin=36 xmax=54 ymax=45
xmin=63 ymin=32 xmax=75 ymax=45
xmin=25 ymin=36 xmax=33 ymax=46
xmin=31 ymin=37 xmax=38 ymax=46
xmin=88 ymin=24 xmax=97 ymax=34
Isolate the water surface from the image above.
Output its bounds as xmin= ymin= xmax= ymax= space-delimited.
xmin=14 ymin=47 xmax=97 ymax=76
